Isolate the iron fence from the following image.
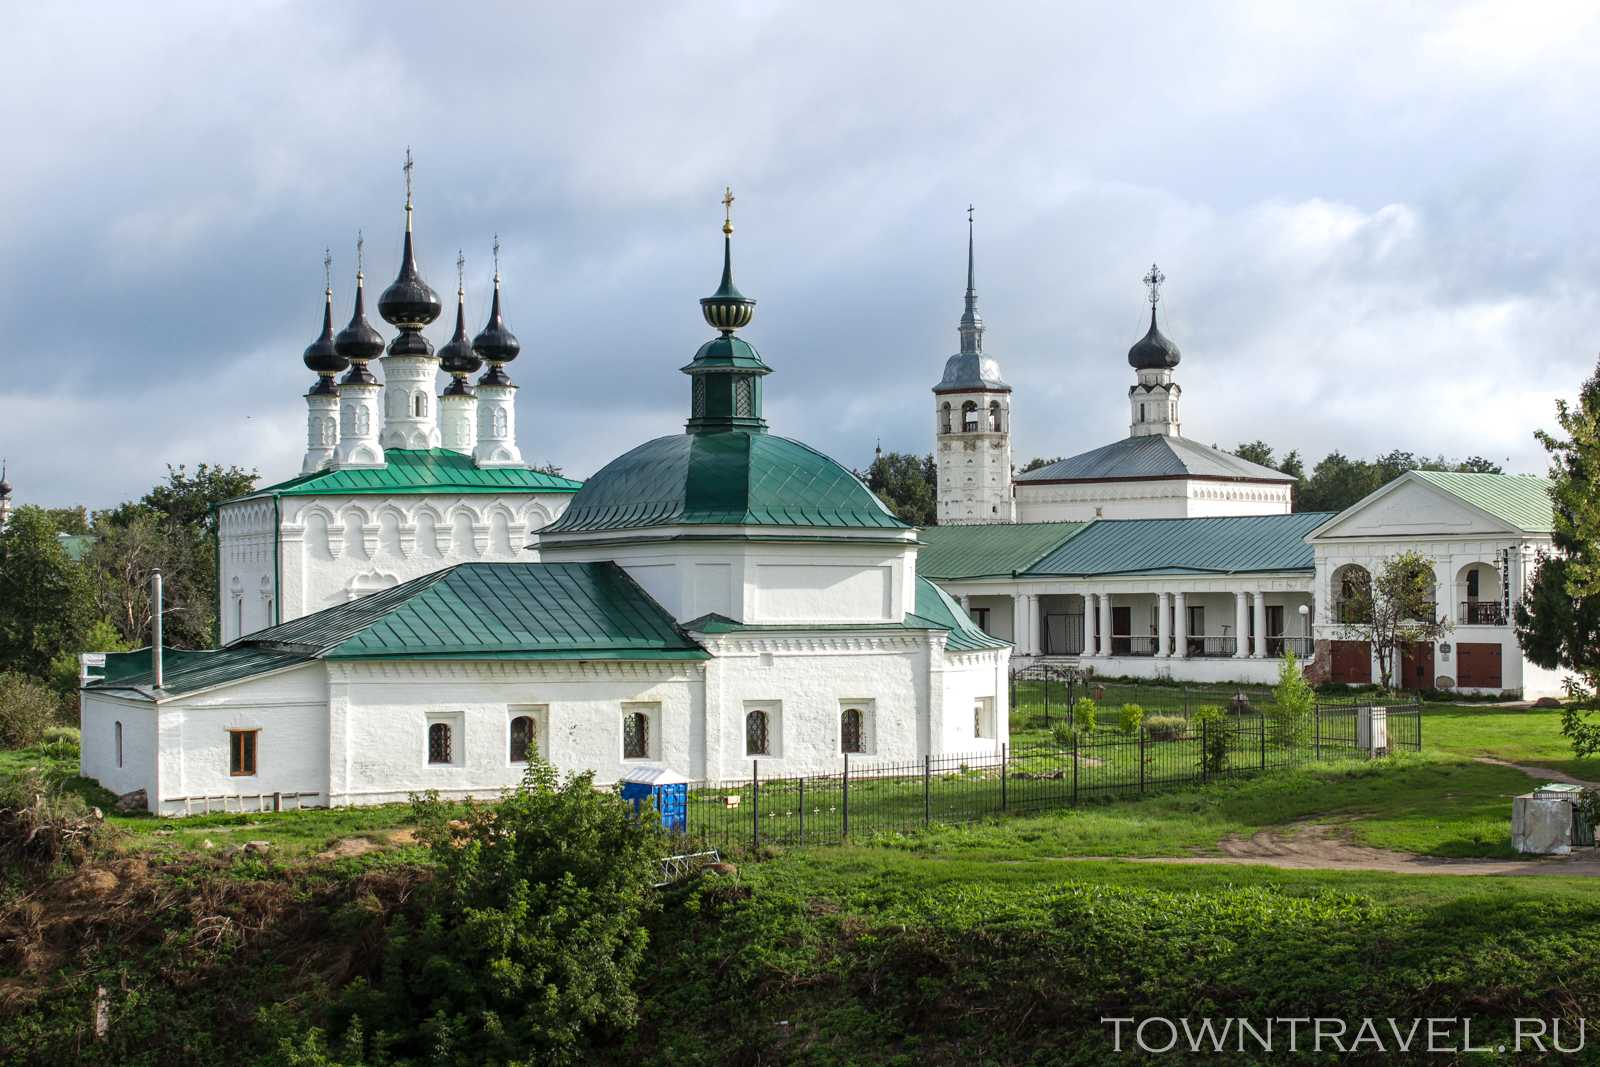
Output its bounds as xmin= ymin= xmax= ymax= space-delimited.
xmin=676 ymin=703 xmax=1422 ymax=852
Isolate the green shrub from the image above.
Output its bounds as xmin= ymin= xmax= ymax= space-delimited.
xmin=1191 ymin=705 xmax=1234 ymax=774
xmin=1143 ymin=714 xmax=1187 ymax=741
xmin=1050 ymin=721 xmax=1075 ymax=747
xmin=1270 ymin=650 xmax=1315 ymax=746
xmin=1118 ymin=703 xmax=1145 ymax=734
xmin=0 ymin=767 xmax=105 ymax=871
xmin=35 ymin=725 xmax=80 ymax=762
xmin=329 ymin=759 xmax=665 ymax=1065
xmin=1071 ymin=697 xmax=1098 ymax=735
xmin=0 ymin=670 xmax=60 ymax=747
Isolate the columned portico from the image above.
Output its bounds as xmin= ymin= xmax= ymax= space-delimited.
xmin=1084 ymin=592 xmax=1099 ymax=656
xmin=1098 ymin=594 xmax=1113 ymax=659
xmin=1251 ymin=590 xmax=1267 ymax=659
xmin=1234 ymin=592 xmax=1249 ymax=659
xmin=1173 ymin=591 xmax=1187 ymax=659
xmin=1156 ymin=591 xmax=1172 ymax=657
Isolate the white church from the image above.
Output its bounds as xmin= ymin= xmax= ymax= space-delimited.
xmin=79 ymin=188 xmax=1009 ymax=814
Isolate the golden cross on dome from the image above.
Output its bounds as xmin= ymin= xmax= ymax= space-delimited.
xmin=722 ymin=186 xmax=735 ymax=235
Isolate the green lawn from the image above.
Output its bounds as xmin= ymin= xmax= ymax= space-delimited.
xmin=1418 ymin=703 xmax=1600 ymax=781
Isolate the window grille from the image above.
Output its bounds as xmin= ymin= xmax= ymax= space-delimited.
xmin=746 ymin=709 xmax=770 ymax=756
xmin=841 ymin=707 xmax=864 ymax=754
xmin=623 ymin=712 xmax=649 ymax=759
xmin=428 ymin=722 xmax=453 ymax=764
xmin=510 ymin=715 xmax=535 ymax=762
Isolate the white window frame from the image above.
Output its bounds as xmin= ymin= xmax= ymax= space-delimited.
xmin=507 ymin=704 xmax=548 ymax=765
xmin=743 ymin=701 xmax=781 ymax=758
xmin=425 ymin=711 xmax=465 ymax=767
xmin=974 ymin=696 xmax=996 ymax=740
xmin=620 ymin=701 xmax=661 ymax=762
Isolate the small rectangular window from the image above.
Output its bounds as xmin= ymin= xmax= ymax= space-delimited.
xmin=229 ymin=729 xmax=258 ymax=776
xmin=428 ymin=722 xmax=454 ymax=764
xmin=974 ymin=697 xmax=995 ymax=739
xmin=115 ymin=721 xmax=123 ymax=768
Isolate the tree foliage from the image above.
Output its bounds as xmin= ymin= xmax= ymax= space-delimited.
xmin=326 ymin=761 xmax=664 ymax=1065
xmin=1225 ymin=444 xmax=1506 ymax=514
xmin=862 ymin=451 xmax=938 ymax=527
xmin=1018 ymin=456 xmax=1064 ymax=474
xmin=1517 ymin=356 xmax=1600 ymax=755
xmin=1270 ymin=649 xmax=1316 ymax=746
xmin=0 ymin=670 xmax=62 ymax=746
xmin=0 ymin=507 xmax=98 ymax=681
xmin=1336 ymin=550 xmax=1450 ymax=690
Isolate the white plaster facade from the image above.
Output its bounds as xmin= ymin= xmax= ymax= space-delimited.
xmin=1015 ymin=478 xmax=1293 ymax=523
xmin=1307 ymin=473 xmax=1567 ymax=697
xmin=935 ymin=390 xmax=1014 ymax=525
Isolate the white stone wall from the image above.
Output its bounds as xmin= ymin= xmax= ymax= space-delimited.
xmin=218 ymin=497 xmax=277 ymax=641
xmin=1016 ymin=478 xmax=1292 ymax=523
xmin=935 ymin=391 xmax=1014 ymax=525
xmin=80 ymin=693 xmax=160 ymax=802
xmin=539 ymin=527 xmax=919 ymax=627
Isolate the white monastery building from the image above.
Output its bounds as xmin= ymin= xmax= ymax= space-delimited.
xmin=81 ymin=190 xmax=1009 ymax=814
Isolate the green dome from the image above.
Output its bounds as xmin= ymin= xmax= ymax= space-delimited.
xmin=545 ymin=431 xmax=908 ymax=532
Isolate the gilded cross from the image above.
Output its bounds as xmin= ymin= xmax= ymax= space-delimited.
xmin=722 ymin=186 xmax=735 ymax=235
xmin=1143 ymin=262 xmax=1165 ymax=306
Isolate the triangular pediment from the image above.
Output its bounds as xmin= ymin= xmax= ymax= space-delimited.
xmin=1310 ymin=476 xmax=1519 ymax=540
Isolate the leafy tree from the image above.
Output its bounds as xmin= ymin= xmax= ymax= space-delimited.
xmin=1019 ymin=456 xmax=1064 ymax=474
xmin=332 ymin=761 xmax=664 ymax=1066
xmin=140 ymin=463 xmax=257 ymax=530
xmin=862 ymin=451 xmax=937 ymax=526
xmin=1232 ymin=440 xmax=1277 ymax=468
xmin=1517 ymin=357 xmax=1600 ymax=755
xmin=0 ymin=670 xmax=62 ymax=746
xmin=42 ymin=506 xmax=89 ymax=535
xmin=1335 ymin=549 xmax=1450 ymax=690
xmin=530 ymin=461 xmax=566 ymax=477
xmin=1270 ymin=649 xmax=1315 ymax=746
xmin=0 ymin=507 xmax=98 ymax=681
xmin=1457 ymin=455 xmax=1506 ymax=474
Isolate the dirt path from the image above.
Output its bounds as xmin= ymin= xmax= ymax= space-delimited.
xmin=1472 ymin=756 xmax=1598 ymax=789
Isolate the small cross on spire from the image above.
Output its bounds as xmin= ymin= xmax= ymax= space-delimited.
xmin=967 ymin=204 xmax=974 ymax=224
xmin=403 ymin=148 xmax=414 ymax=209
xmin=356 ymin=230 xmax=365 ymax=280
xmin=722 ymin=186 xmax=735 ymax=236
xmin=1143 ymin=262 xmax=1165 ymax=306
xmin=456 ymin=250 xmax=465 ymax=296
xmin=323 ymin=248 xmax=333 ymax=294
xmin=492 ymin=234 xmax=501 ymax=285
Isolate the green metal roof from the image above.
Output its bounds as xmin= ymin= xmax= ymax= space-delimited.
xmin=87 ymin=562 xmax=707 ymax=697
xmin=1025 ymin=512 xmax=1333 ymax=577
xmin=237 ymin=448 xmax=581 ymax=501
xmin=1408 ymin=471 xmax=1554 ymax=533
xmin=916 ymin=522 xmax=1089 ymax=579
xmin=57 ymin=533 xmax=96 ymax=562
xmin=680 ymin=577 xmax=1008 ymax=653
xmin=543 ymin=431 xmax=908 ymax=533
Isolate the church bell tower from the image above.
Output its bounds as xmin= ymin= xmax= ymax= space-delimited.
xmin=933 ymin=209 xmax=1013 ymax=525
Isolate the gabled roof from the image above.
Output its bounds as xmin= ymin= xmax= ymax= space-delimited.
xmin=87 ymin=562 xmax=707 ymax=697
xmin=917 ymin=522 xmax=1089 ymax=579
xmin=233 ymin=448 xmax=581 ymax=502
xmin=542 ymin=431 xmax=908 ymax=533
xmin=1014 ymin=435 xmax=1293 ymax=484
xmin=680 ymin=577 xmax=1009 ymax=654
xmin=1023 ymin=512 xmax=1332 ymax=577
xmin=1408 ymin=471 xmax=1554 ymax=534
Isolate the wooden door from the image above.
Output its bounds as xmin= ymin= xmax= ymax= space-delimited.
xmin=1457 ymin=642 xmax=1503 ymax=689
xmin=1330 ymin=640 xmax=1371 ymax=684
xmin=1111 ymin=606 xmax=1131 ymax=656
xmin=1400 ymin=642 xmax=1434 ymax=690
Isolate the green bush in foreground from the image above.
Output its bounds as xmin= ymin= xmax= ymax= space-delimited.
xmin=308 ymin=760 xmax=665 ymax=1066
xmin=1143 ymin=714 xmax=1187 ymax=741
xmin=1270 ymin=649 xmax=1315 ymax=746
xmin=1117 ymin=702 xmax=1145 ymax=734
xmin=0 ymin=670 xmax=61 ymax=747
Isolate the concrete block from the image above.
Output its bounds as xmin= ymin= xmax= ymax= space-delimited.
xmin=1513 ymin=794 xmax=1573 ymax=855
xmin=1358 ymin=706 xmax=1389 ymax=756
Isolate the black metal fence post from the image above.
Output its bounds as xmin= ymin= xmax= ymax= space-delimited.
xmin=1000 ymin=743 xmax=1009 ymax=811
xmin=842 ymin=753 xmax=850 ymax=840
xmin=1139 ymin=726 xmax=1146 ymax=793
xmin=1201 ymin=717 xmax=1209 ymax=784
xmin=1260 ymin=713 xmax=1267 ymax=770
xmin=923 ymin=754 xmax=931 ymax=828
xmin=798 ymin=775 xmax=805 ymax=846
xmin=752 ymin=759 xmax=760 ymax=851
xmin=1315 ymin=707 xmax=1322 ymax=761
xmin=1072 ymin=731 xmax=1079 ymax=805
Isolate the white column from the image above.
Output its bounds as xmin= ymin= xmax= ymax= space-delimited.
xmin=439 ymin=392 xmax=478 ymax=456
xmin=1173 ymin=591 xmax=1187 ymax=659
xmin=334 ymin=380 xmax=385 ymax=469
xmin=1099 ymin=593 xmax=1114 ymax=658
xmin=1252 ymin=591 xmax=1268 ymax=658
xmin=1083 ymin=593 xmax=1098 ymax=656
xmin=1029 ymin=594 xmax=1042 ymax=656
xmin=1234 ymin=590 xmax=1249 ymax=658
xmin=1156 ymin=592 xmax=1172 ymax=657
xmin=301 ymin=389 xmax=339 ymax=475
xmin=1013 ymin=594 xmax=1029 ymax=655
xmin=474 ymin=384 xmax=524 ymax=467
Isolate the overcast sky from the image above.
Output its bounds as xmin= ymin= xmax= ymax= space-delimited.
xmin=3 ymin=1 xmax=1597 ymax=508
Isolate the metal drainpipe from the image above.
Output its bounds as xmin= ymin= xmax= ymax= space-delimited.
xmin=150 ymin=568 xmax=164 ymax=689
xmin=273 ymin=494 xmax=282 ymax=625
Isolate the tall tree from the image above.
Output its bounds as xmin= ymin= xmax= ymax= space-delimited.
xmin=43 ymin=506 xmax=89 ymax=535
xmin=1335 ymin=549 xmax=1450 ymax=690
xmin=861 ymin=452 xmax=938 ymax=527
xmin=1018 ymin=456 xmax=1064 ymax=474
xmin=0 ymin=506 xmax=98 ymax=681
xmin=1516 ymin=357 xmax=1600 ymax=754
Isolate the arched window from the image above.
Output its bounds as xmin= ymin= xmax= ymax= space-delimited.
xmin=414 ymin=392 xmax=428 ymax=418
xmin=492 ymin=408 xmax=509 ymax=436
xmin=1140 ymin=402 xmax=1147 ymax=422
xmin=235 ymin=597 xmax=244 ymax=638
xmin=961 ymin=401 xmax=979 ymax=432
xmin=1334 ymin=564 xmax=1372 ymax=624
xmin=745 ymin=709 xmax=770 ymax=756
xmin=428 ymin=722 xmax=453 ymax=764
xmin=989 ymin=400 xmax=1002 ymax=432
xmin=841 ymin=707 xmax=864 ymax=754
xmin=623 ymin=711 xmax=649 ymax=760
xmin=509 ymin=715 xmax=535 ymax=763
xmin=940 ymin=402 xmax=952 ymax=434
xmin=114 ymin=721 xmax=123 ymax=768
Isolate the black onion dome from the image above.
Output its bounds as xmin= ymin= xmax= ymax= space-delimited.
xmin=378 ymin=229 xmax=442 ymax=328
xmin=1128 ymin=307 xmax=1181 ymax=370
xmin=472 ymin=285 xmax=521 ymax=364
xmin=0 ymin=478 xmax=10 ymax=498
xmin=439 ymin=292 xmax=481 ymax=377
xmin=302 ymin=289 xmax=347 ymax=376
xmin=335 ymin=281 xmax=385 ymax=362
